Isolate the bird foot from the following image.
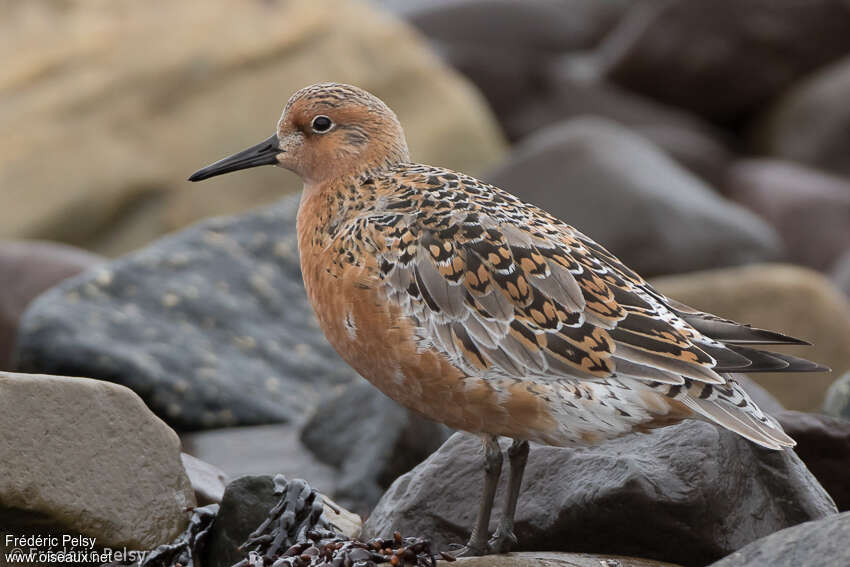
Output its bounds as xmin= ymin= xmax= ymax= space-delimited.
xmin=488 ymin=526 xmax=518 ymax=554
xmin=448 ymin=540 xmax=490 ymax=558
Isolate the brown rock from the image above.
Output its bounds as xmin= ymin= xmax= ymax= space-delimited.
xmin=0 ymin=0 xmax=505 ymax=256
xmin=724 ymin=159 xmax=850 ymax=272
xmin=652 ymin=264 xmax=850 ymax=411
xmin=752 ymin=54 xmax=850 ymax=177
xmin=0 ymin=240 xmax=103 ymax=369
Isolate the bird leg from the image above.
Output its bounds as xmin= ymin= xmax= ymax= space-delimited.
xmin=456 ymin=435 xmax=503 ymax=557
xmin=489 ymin=438 xmax=529 ymax=553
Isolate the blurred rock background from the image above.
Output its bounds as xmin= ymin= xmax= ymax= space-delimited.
xmin=2 ymin=1 xmax=850 ymax=565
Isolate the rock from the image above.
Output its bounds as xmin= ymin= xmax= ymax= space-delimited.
xmin=831 ymin=249 xmax=850 ymax=298
xmin=724 ymin=159 xmax=850 ymax=271
xmin=708 ymin=511 xmax=850 ymax=567
xmin=0 ymin=240 xmax=103 ymax=370
xmin=652 ymin=264 xmax=850 ymax=411
xmin=401 ymin=0 xmax=629 ymax=133
xmin=0 ymin=0 xmax=505 ymax=256
xmin=599 ymin=0 xmax=850 ymax=124
xmin=365 ymin=426 xmax=836 ymax=567
xmin=823 ymin=371 xmax=850 ymax=420
xmin=14 ymin=195 xmax=360 ymax=430
xmin=504 ymin=70 xmax=733 ymax=184
xmin=405 ymin=0 xmax=628 ymax=53
xmin=181 ymin=423 xmax=338 ymax=495
xmin=181 ymin=453 xmax=229 ymax=506
xmin=455 ymin=553 xmax=683 ymax=567
xmin=300 ymin=379 xmax=452 ymax=514
xmin=485 ymin=117 xmax=782 ymax=278
xmin=776 ymin=411 xmax=850 ymax=512
xmin=203 ymin=475 xmax=361 ymax=567
xmin=752 ymin=54 xmax=850 ymax=177
xmin=0 ymin=371 xmax=195 ymax=550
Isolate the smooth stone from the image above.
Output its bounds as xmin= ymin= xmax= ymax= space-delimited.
xmin=776 ymin=410 xmax=850 ymax=512
xmin=709 ymin=511 xmax=850 ymax=567
xmin=486 ymin=117 xmax=782 ymax=278
xmin=724 ymin=159 xmax=850 ymax=271
xmin=0 ymin=240 xmax=103 ymax=370
xmin=365 ymin=426 xmax=836 ymax=566
xmin=598 ymin=0 xmax=850 ymax=124
xmin=652 ymin=264 xmax=850 ymax=411
xmin=0 ymin=371 xmax=195 ymax=550
xmin=181 ymin=453 xmax=229 ymax=507
xmin=752 ymin=54 xmax=850 ymax=178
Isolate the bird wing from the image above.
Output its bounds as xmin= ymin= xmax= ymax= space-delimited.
xmin=358 ymin=166 xmax=821 ymax=387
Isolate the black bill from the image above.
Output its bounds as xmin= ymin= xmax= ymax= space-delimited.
xmin=188 ymin=134 xmax=280 ymax=182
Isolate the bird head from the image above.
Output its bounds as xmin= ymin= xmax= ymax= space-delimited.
xmin=189 ymin=83 xmax=409 ymax=185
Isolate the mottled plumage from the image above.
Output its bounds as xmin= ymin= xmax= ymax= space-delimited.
xmin=189 ymin=83 xmax=827 ymax=556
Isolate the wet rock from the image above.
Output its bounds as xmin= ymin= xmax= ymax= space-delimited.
xmin=181 ymin=423 xmax=338 ymax=495
xmin=724 ymin=159 xmax=850 ymax=271
xmin=203 ymin=475 xmax=361 ymax=567
xmin=455 ymin=553 xmax=683 ymax=567
xmin=0 ymin=371 xmax=195 ymax=549
xmin=486 ymin=117 xmax=782 ymax=278
xmin=14 ymin=195 xmax=359 ymax=430
xmin=181 ymin=453 xmax=229 ymax=506
xmin=652 ymin=264 xmax=850 ymax=411
xmin=599 ymin=0 xmax=850 ymax=124
xmin=0 ymin=0 xmax=504 ymax=256
xmin=823 ymin=371 xmax=850 ymax=420
xmin=709 ymin=511 xmax=850 ymax=567
xmin=300 ymin=379 xmax=452 ymax=514
xmin=776 ymin=411 xmax=850 ymax=512
xmin=752 ymin=54 xmax=850 ymax=177
xmin=365 ymin=425 xmax=836 ymax=567
xmin=0 ymin=240 xmax=103 ymax=370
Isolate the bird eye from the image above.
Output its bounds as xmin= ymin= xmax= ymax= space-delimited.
xmin=311 ymin=115 xmax=333 ymax=133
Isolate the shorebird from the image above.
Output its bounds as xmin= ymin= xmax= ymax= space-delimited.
xmin=189 ymin=83 xmax=826 ymax=556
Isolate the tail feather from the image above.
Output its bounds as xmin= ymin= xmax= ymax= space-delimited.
xmin=679 ymin=378 xmax=796 ymax=450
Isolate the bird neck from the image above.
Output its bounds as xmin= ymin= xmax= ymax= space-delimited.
xmin=296 ymin=169 xmax=383 ymax=255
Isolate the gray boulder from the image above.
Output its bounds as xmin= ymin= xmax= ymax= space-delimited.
xmin=486 ymin=118 xmax=782 ymax=278
xmin=364 ymin=423 xmax=836 ymax=567
xmin=14 ymin=195 xmax=360 ymax=430
xmin=599 ymin=0 xmax=850 ymax=123
xmin=709 ymin=511 xmax=850 ymax=567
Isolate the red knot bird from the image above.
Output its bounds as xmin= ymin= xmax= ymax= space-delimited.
xmin=189 ymin=82 xmax=827 ymax=556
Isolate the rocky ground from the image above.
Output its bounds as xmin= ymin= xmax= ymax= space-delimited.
xmin=2 ymin=1 xmax=850 ymax=566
